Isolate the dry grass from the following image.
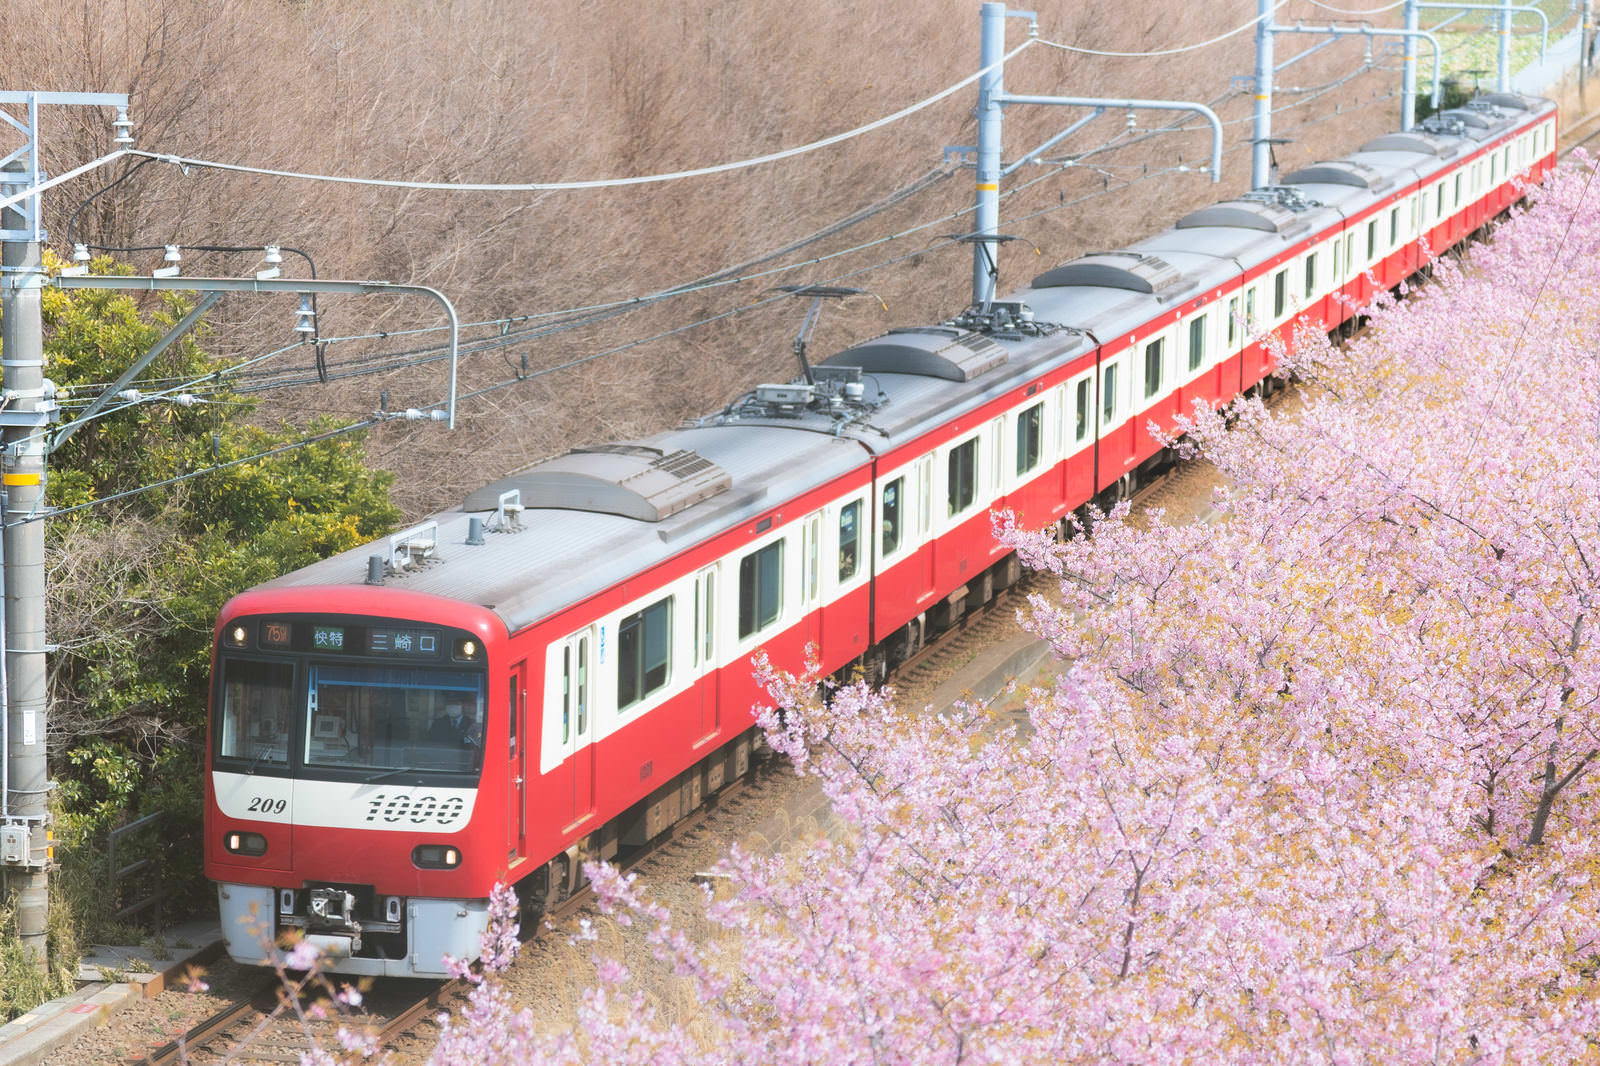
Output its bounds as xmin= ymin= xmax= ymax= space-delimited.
xmin=0 ymin=0 xmax=1411 ymax=517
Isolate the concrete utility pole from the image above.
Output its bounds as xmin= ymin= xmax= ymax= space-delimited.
xmin=966 ymin=2 xmax=1223 ymax=307
xmin=0 ymin=90 xmax=126 ymax=971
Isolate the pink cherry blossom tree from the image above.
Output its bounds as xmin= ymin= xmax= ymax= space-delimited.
xmin=428 ymin=154 xmax=1600 ymax=1064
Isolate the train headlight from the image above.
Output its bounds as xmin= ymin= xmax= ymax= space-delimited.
xmin=224 ymin=623 xmax=249 ymax=648
xmin=452 ymin=638 xmax=481 ymax=663
xmin=224 ymin=831 xmax=268 ymax=856
xmin=412 ymin=844 xmax=462 ymax=869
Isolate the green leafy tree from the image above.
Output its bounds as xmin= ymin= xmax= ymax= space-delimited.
xmin=35 ymin=254 xmax=400 ymax=936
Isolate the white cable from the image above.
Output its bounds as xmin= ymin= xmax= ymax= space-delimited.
xmin=1035 ymin=1 xmax=1289 ymax=58
xmin=102 ymin=41 xmax=1033 ymax=196
xmin=1303 ymin=0 xmax=1408 ymax=13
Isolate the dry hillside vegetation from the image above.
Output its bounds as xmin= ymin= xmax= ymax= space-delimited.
xmin=2 ymin=0 xmax=1415 ymax=517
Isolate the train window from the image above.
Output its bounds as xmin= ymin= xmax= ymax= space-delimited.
xmin=1227 ymin=297 xmax=1239 ymax=346
xmin=1343 ymin=234 xmax=1354 ymax=269
xmin=1187 ymin=315 xmax=1206 ymax=371
xmin=1272 ymin=271 xmax=1286 ymax=319
xmin=1102 ymin=363 xmax=1118 ymax=423
xmin=881 ymin=477 xmax=903 ymax=555
xmin=576 ymin=637 xmax=589 ymax=734
xmin=1075 ymin=378 xmax=1091 ymax=442
xmin=1333 ymin=240 xmax=1341 ymax=282
xmin=304 ymin=663 xmax=484 ymax=773
xmin=738 ymin=543 xmax=783 ymax=639
xmin=561 ymin=646 xmax=571 ymax=743
xmin=1143 ymin=339 xmax=1163 ymax=399
xmin=838 ymin=501 xmax=862 ymax=581
xmin=509 ymin=677 xmax=518 ymax=756
xmin=1453 ymin=173 xmax=1462 ymax=206
xmin=1303 ymin=255 xmax=1316 ymax=299
xmin=1016 ymin=402 xmax=1043 ymax=475
xmin=1245 ymin=288 xmax=1257 ymax=333
xmin=216 ymin=659 xmax=294 ymax=766
xmin=1366 ymin=220 xmax=1376 ymax=261
xmin=947 ymin=438 xmax=978 ymax=516
xmin=619 ymin=597 xmax=672 ymax=707
xmin=1435 ymin=183 xmax=1444 ymax=216
xmin=1390 ymin=207 xmax=1399 ymax=246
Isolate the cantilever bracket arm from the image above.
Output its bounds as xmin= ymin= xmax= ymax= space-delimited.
xmin=996 ymin=92 xmax=1224 ymax=183
xmin=49 ymin=274 xmax=461 ymax=428
xmin=1414 ymin=3 xmax=1548 ymax=66
xmin=49 ymin=290 xmax=224 ymax=453
xmin=1273 ymin=24 xmax=1444 ymax=107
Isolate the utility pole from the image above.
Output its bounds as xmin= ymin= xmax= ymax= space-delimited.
xmin=0 ymin=90 xmax=127 ymax=971
xmin=963 ymin=3 xmax=1222 ymax=306
xmin=1404 ymin=0 xmax=1420 ymax=130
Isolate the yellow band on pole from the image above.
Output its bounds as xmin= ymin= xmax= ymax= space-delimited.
xmin=2 ymin=473 xmax=41 ymax=486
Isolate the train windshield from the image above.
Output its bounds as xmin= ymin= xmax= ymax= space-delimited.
xmin=304 ymin=663 xmax=486 ymax=776
xmin=217 ymin=659 xmax=295 ymax=767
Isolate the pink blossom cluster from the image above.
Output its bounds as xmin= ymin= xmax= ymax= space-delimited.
xmin=426 ymin=155 xmax=1600 ymax=1064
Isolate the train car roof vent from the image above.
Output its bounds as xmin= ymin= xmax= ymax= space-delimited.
xmin=822 ymin=327 xmax=1007 ymax=382
xmin=1174 ymin=197 xmax=1304 ymax=233
xmin=1282 ymin=160 xmax=1382 ymax=189
xmin=1359 ymin=130 xmax=1453 ymax=156
xmin=1031 ymin=252 xmax=1183 ymax=294
xmin=461 ymin=443 xmax=731 ymax=522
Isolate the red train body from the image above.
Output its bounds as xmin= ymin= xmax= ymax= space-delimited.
xmin=206 ymin=95 xmax=1558 ymax=976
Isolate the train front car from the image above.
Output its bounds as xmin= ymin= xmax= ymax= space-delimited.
xmin=205 ymin=586 xmax=506 ymax=978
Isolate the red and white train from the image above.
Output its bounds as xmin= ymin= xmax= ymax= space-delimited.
xmin=206 ymin=93 xmax=1558 ymax=976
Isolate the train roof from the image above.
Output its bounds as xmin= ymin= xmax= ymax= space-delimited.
xmin=259 ymin=92 xmax=1556 ymax=635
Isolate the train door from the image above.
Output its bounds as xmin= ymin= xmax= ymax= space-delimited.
xmin=508 ymin=661 xmax=527 ymax=860
xmin=916 ymin=454 xmax=935 ymax=595
xmin=694 ymin=565 xmax=719 ymax=743
xmin=556 ymin=629 xmax=597 ymax=829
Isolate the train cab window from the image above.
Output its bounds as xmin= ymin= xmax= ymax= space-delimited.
xmin=1366 ymin=220 xmax=1376 ymax=261
xmin=1390 ymin=207 xmax=1399 ymax=246
xmin=838 ymin=500 xmax=862 ymax=581
xmin=1343 ymin=233 xmax=1354 ymax=269
xmin=1272 ymin=271 xmax=1286 ymax=319
xmin=881 ymin=477 xmax=903 ymax=555
xmin=1303 ymin=255 xmax=1316 ymax=300
xmin=947 ymin=438 xmax=978 ymax=516
xmin=216 ymin=659 xmax=294 ymax=766
xmin=1227 ymin=297 xmax=1239 ymax=347
xmin=1245 ymin=288 xmax=1258 ymax=333
xmin=1187 ymin=314 xmax=1206 ymax=371
xmin=1074 ymin=378 xmax=1091 ymax=442
xmin=1453 ymin=173 xmax=1462 ymax=206
xmin=1435 ymin=183 xmax=1444 ymax=216
xmin=1015 ymin=402 xmax=1043 ymax=475
xmin=1143 ymin=339 xmax=1164 ymax=399
xmin=1102 ymin=363 xmax=1118 ymax=423
xmin=1333 ymin=240 xmax=1341 ymax=283
xmin=619 ymin=596 xmax=672 ymax=707
xmin=304 ymin=663 xmax=485 ymax=774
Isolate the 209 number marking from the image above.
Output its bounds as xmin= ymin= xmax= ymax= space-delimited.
xmin=246 ymin=796 xmax=287 ymax=815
